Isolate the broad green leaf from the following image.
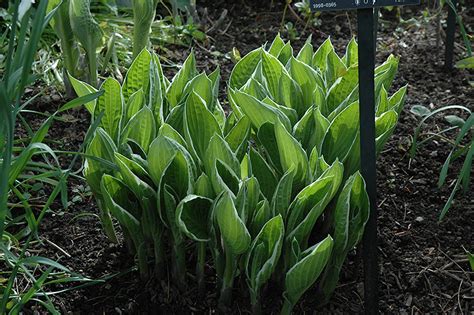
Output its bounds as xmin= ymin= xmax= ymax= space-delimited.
xmin=325 ymin=50 xmax=347 ymax=88
xmin=277 ymin=73 xmax=305 ymax=116
xmin=283 ymin=235 xmax=334 ymax=309
xmin=321 ymin=101 xmax=359 ymax=164
xmin=288 ymin=57 xmax=322 ymax=111
xmin=319 ymin=172 xmax=369 ymax=299
xmin=204 ymin=134 xmax=241 ymax=195
xmin=375 ymin=110 xmax=398 ymax=155
xmin=158 ymin=123 xmax=187 ymax=148
xmin=101 ymin=175 xmax=147 ymax=274
xmin=229 ymin=48 xmax=263 ymax=89
xmin=388 ymin=85 xmax=408 ymax=115
xmin=167 ymin=53 xmax=197 ymax=107
xmin=183 ymin=72 xmax=213 ymax=108
xmin=325 ymin=66 xmax=358 ymax=116
xmin=184 ymin=91 xmax=221 ymax=161
xmin=176 ymin=195 xmax=213 ymax=241
xmin=312 ymin=38 xmax=333 ymax=72
xmin=122 ymin=49 xmax=152 ymax=101
xmin=262 ymin=50 xmax=289 ymax=99
xmin=68 ymin=74 xmax=97 ymax=114
xmin=375 ymin=85 xmax=389 ymax=116
xmin=249 ymin=148 xmax=278 ymax=201
xmin=342 ymin=37 xmax=358 ymax=67
xmin=245 ymin=215 xmax=284 ymax=304
xmin=230 ymin=89 xmax=291 ymax=131
xmin=277 ymin=42 xmax=294 ymax=65
xmin=275 ymin=120 xmax=310 ymax=189
xmin=313 ymin=107 xmax=330 ymax=153
xmin=271 ymin=168 xmax=295 ymax=219
xmin=215 ymin=192 xmax=251 ymax=255
xmin=225 ymin=116 xmax=251 ymax=160
xmin=296 ymin=39 xmax=313 ymax=65
xmin=194 ymin=173 xmax=214 ymax=199
xmin=124 ymin=89 xmax=145 ymax=124
xmin=268 ymin=33 xmax=285 ymax=56
xmin=121 ymin=105 xmax=156 ymax=153
xmin=95 ymin=78 xmax=123 ymax=142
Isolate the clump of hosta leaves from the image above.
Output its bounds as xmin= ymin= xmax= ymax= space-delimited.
xmin=228 ymin=34 xmax=407 ymax=178
xmin=72 ymin=33 xmax=406 ymax=313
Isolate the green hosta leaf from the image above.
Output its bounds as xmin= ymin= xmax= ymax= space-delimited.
xmin=312 ymin=38 xmax=333 ymax=72
xmin=286 ymin=160 xmax=343 ymax=235
xmin=325 ymin=66 xmax=358 ymax=116
xmin=148 ymin=135 xmax=196 ymax=189
xmin=229 ymin=48 xmax=263 ymax=90
xmin=342 ymin=37 xmax=358 ymax=67
xmin=183 ymin=73 xmax=213 ymax=109
xmin=69 ymin=0 xmax=103 ymax=85
xmin=277 ymin=73 xmax=305 ymax=116
xmin=167 ymin=53 xmax=197 ymax=107
xmin=215 ymin=192 xmax=251 ymax=255
xmin=230 ymin=89 xmax=291 ymax=131
xmin=319 ymin=172 xmax=369 ymax=299
xmin=257 ymin=122 xmax=282 ymax=174
xmin=68 ymin=74 xmax=97 ymax=114
xmin=375 ymin=55 xmax=399 ymax=96
xmin=262 ymin=50 xmax=289 ymax=99
xmin=245 ymin=215 xmax=284 ymax=305
xmin=184 ymin=91 xmax=221 ymax=161
xmin=148 ymin=55 xmax=164 ymax=122
xmin=313 ymin=107 xmax=330 ymax=153
xmin=268 ymin=33 xmax=285 ymax=56
xmin=207 ymin=66 xmax=221 ymax=113
xmin=249 ymin=148 xmax=278 ymax=201
xmin=121 ymin=105 xmax=156 ymax=153
xmin=275 ymin=120 xmax=310 ymax=189
xmin=250 ymin=199 xmax=271 ymax=237
xmin=194 ymin=173 xmax=214 ymax=199
xmin=455 ymin=56 xmax=474 ymax=69
xmin=240 ymin=77 xmax=268 ymax=101
xmin=165 ymin=104 xmax=185 ymax=135
xmin=293 ymin=107 xmax=316 ymax=152
xmin=333 ymin=172 xmax=370 ymax=253
xmin=176 ymin=195 xmax=213 ymax=242
xmin=388 ymin=85 xmax=408 ymax=115
xmin=124 ymin=89 xmax=145 ymax=124
xmin=204 ymin=134 xmax=241 ymax=196
xmin=271 ymin=168 xmax=295 ymax=219
xmin=84 ymin=128 xmax=117 ymax=194
xmin=283 ymin=235 xmax=334 ymax=311
xmin=225 ymin=116 xmax=251 ymax=160
xmin=296 ymin=38 xmax=313 ymax=65
xmin=95 ymin=78 xmax=123 ymax=142
xmin=321 ymin=101 xmax=359 ymax=164
xmin=122 ymin=49 xmax=152 ymax=102
xmin=285 ymin=175 xmax=334 ymax=246
xmin=262 ymin=97 xmax=298 ymax=126
xmin=287 ymin=57 xmax=322 ymax=112
xmin=158 ymin=123 xmax=187 ymax=148
xmin=375 ymin=85 xmax=389 ymax=117
xmin=235 ymin=176 xmax=261 ymax=225
xmin=375 ymin=110 xmax=398 ymax=155
xmin=100 ymin=174 xmax=140 ymax=232
xmin=277 ymin=42 xmax=294 ymax=66
xmin=325 ymin=50 xmax=347 ymax=88
xmin=114 ymin=152 xmax=151 ymax=185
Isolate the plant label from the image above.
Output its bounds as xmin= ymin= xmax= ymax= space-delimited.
xmin=310 ymin=0 xmax=419 ymax=11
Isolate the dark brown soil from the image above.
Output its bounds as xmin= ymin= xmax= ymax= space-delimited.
xmin=21 ymin=0 xmax=473 ymax=314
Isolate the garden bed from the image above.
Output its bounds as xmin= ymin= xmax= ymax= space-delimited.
xmin=24 ymin=1 xmax=473 ymax=313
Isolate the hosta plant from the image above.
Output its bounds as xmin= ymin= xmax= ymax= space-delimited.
xmin=74 ymin=34 xmax=406 ymax=313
